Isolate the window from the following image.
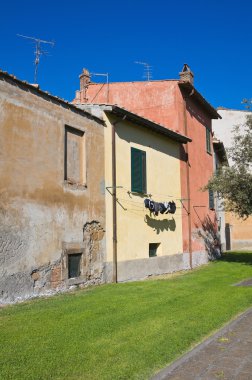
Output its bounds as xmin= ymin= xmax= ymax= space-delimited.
xmin=209 ymin=189 xmax=215 ymax=210
xmin=149 ymin=243 xmax=160 ymax=257
xmin=206 ymin=128 xmax=211 ymax=154
xmin=64 ymin=126 xmax=85 ymax=185
xmin=131 ymin=147 xmax=146 ymax=193
xmin=68 ymin=253 xmax=82 ymax=278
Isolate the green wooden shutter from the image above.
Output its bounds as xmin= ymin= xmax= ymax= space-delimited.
xmin=131 ymin=147 xmax=146 ymax=193
xmin=209 ymin=189 xmax=215 ymax=210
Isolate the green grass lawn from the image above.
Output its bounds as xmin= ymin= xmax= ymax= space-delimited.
xmin=1 ymin=251 xmax=252 ymax=380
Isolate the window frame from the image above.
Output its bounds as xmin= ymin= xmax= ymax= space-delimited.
xmin=149 ymin=243 xmax=160 ymax=257
xmin=64 ymin=125 xmax=86 ymax=188
xmin=68 ymin=252 xmax=82 ymax=279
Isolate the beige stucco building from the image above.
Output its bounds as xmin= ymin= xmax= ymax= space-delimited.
xmin=79 ymin=104 xmax=191 ymax=281
xmin=0 ymin=71 xmax=106 ymax=303
xmin=212 ymin=108 xmax=252 ymax=250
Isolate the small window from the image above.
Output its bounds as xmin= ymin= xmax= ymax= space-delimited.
xmin=209 ymin=189 xmax=215 ymax=210
xmin=68 ymin=253 xmax=82 ymax=278
xmin=206 ymin=128 xmax=211 ymax=154
xmin=64 ymin=126 xmax=85 ymax=184
xmin=149 ymin=243 xmax=160 ymax=257
xmin=131 ymin=147 xmax=146 ymax=193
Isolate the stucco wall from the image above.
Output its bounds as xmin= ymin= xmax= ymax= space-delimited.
xmin=212 ymin=109 xmax=252 ymax=250
xmin=76 ymin=80 xmax=217 ymax=262
xmin=212 ymin=109 xmax=249 ymax=155
xmin=75 ymin=80 xmax=182 ymax=132
xmin=96 ymin=82 xmax=216 ymax=259
xmin=225 ymin=213 xmax=252 ymax=250
xmin=183 ymin=96 xmax=217 ymax=255
xmin=0 ymin=77 xmax=106 ymax=303
xmin=104 ymin=113 xmax=186 ymax=281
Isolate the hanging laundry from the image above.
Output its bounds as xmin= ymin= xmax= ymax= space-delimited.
xmin=144 ymin=198 xmax=150 ymax=209
xmin=159 ymin=203 xmax=166 ymax=214
xmin=164 ymin=201 xmax=169 ymax=210
xmin=144 ymin=199 xmax=176 ymax=216
xmin=149 ymin=200 xmax=155 ymax=214
xmin=168 ymin=201 xmax=176 ymax=214
xmin=154 ymin=202 xmax=160 ymax=216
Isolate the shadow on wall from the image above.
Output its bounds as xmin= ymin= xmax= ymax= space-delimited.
xmin=115 ymin=122 xmax=181 ymax=161
xmin=145 ymin=214 xmax=176 ymax=234
xmin=194 ymin=214 xmax=221 ymax=260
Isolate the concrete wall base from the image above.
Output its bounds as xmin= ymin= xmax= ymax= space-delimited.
xmin=115 ymin=251 xmax=208 ymax=283
xmin=1 ymin=251 xmax=209 ymax=305
xmin=231 ymin=240 xmax=252 ymax=251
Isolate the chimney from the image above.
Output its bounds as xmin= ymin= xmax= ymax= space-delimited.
xmin=179 ymin=64 xmax=194 ymax=86
xmin=79 ymin=69 xmax=91 ymax=102
xmin=79 ymin=68 xmax=91 ymax=91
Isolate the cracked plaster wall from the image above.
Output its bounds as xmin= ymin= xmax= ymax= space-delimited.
xmin=0 ymin=77 xmax=106 ymax=304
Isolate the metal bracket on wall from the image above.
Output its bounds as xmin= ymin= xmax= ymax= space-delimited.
xmin=180 ymin=198 xmax=190 ymax=215
xmin=106 ymin=186 xmax=127 ymax=210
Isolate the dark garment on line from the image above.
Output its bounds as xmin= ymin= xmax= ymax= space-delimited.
xmin=159 ymin=203 xmax=166 ymax=214
xmin=154 ymin=202 xmax=160 ymax=216
xmin=149 ymin=200 xmax=155 ymax=214
xmin=144 ymin=199 xmax=176 ymax=216
xmin=168 ymin=201 xmax=176 ymax=214
xmin=144 ymin=198 xmax=150 ymax=209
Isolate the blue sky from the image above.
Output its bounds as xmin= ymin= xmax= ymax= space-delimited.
xmin=1 ymin=0 xmax=251 ymax=109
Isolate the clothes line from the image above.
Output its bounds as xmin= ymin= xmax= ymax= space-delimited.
xmin=106 ymin=185 xmax=188 ymax=201
xmin=116 ymin=197 xmax=183 ymax=209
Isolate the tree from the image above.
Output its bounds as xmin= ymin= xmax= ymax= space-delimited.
xmin=206 ymin=114 xmax=252 ymax=219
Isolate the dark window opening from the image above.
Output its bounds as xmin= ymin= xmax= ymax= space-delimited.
xmin=149 ymin=243 xmax=160 ymax=257
xmin=206 ymin=128 xmax=211 ymax=154
xmin=225 ymin=223 xmax=231 ymax=251
xmin=68 ymin=253 xmax=82 ymax=278
xmin=131 ymin=147 xmax=146 ymax=193
xmin=209 ymin=189 xmax=215 ymax=210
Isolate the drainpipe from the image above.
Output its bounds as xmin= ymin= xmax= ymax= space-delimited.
xmin=182 ymin=96 xmax=193 ymax=269
xmin=111 ymin=115 xmax=126 ymax=283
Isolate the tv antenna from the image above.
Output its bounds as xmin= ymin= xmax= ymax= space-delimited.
xmin=17 ymin=34 xmax=55 ymax=83
xmin=135 ymin=61 xmax=152 ymax=81
xmin=90 ymin=72 xmax=109 ymax=103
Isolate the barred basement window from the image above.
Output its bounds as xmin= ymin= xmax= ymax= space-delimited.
xmin=131 ymin=147 xmax=146 ymax=193
xmin=149 ymin=243 xmax=160 ymax=257
xmin=68 ymin=253 xmax=82 ymax=278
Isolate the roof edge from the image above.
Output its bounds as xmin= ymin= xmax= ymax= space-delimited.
xmin=0 ymin=69 xmax=104 ymax=125
xmin=178 ymin=82 xmax=221 ymax=119
xmin=213 ymin=139 xmax=229 ymax=165
xmin=102 ymin=104 xmax=192 ymax=144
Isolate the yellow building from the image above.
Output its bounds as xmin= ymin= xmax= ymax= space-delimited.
xmin=225 ymin=214 xmax=252 ymax=251
xmin=79 ymin=105 xmax=191 ymax=281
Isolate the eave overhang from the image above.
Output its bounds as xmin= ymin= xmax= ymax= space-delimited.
xmin=102 ymin=105 xmax=192 ymax=144
xmin=213 ymin=139 xmax=229 ymax=165
xmin=179 ymin=81 xmax=222 ymax=120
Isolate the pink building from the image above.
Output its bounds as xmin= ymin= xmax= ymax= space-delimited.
xmin=74 ymin=65 xmax=221 ymax=267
